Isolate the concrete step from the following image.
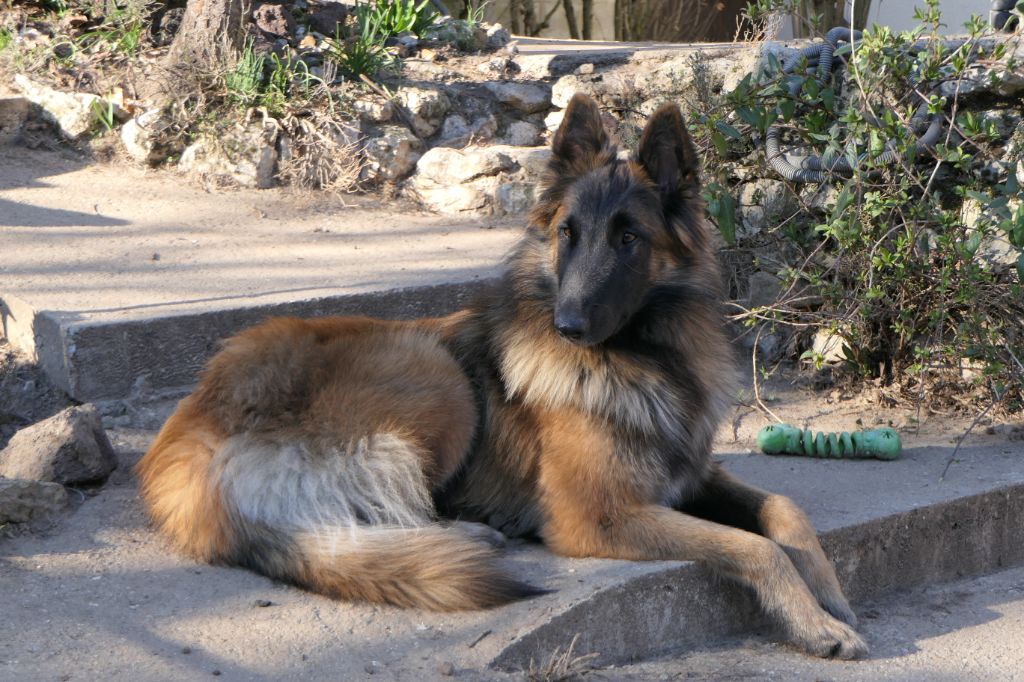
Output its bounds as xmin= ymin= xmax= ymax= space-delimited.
xmin=485 ymin=440 xmax=1024 ymax=669
xmin=0 ymin=147 xmax=520 ymax=401
xmin=4 ymin=425 xmax=1020 ymax=679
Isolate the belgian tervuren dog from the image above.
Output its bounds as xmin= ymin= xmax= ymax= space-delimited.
xmin=138 ymin=94 xmax=866 ymax=658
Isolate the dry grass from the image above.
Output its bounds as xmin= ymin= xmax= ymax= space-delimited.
xmin=277 ymin=109 xmax=364 ymax=193
xmin=525 ymin=635 xmax=600 ymax=682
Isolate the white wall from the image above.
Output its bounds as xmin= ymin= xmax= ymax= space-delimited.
xmin=775 ymin=0 xmax=995 ymax=38
xmin=866 ymin=0 xmax=992 ymax=33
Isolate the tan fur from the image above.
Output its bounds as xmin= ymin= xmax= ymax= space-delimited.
xmin=138 ymin=95 xmax=866 ymax=657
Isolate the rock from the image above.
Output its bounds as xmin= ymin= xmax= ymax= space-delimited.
xmin=179 ymin=116 xmax=280 ymax=189
xmin=477 ymin=56 xmax=521 ymax=78
xmin=253 ymin=2 xmax=296 ymax=39
xmin=352 ymin=98 xmax=394 ymax=124
xmin=503 ymin=120 xmax=541 ymax=146
xmin=437 ymin=661 xmax=455 ymax=677
xmin=940 ymin=79 xmax=980 ymax=98
xmin=120 ymin=109 xmax=167 ymax=165
xmin=577 ymin=63 xmax=595 ymax=75
xmin=298 ymin=33 xmax=317 ymax=50
xmin=0 ymin=478 xmax=68 ymax=525
xmin=0 ymin=405 xmax=117 ymax=486
xmin=745 ymin=271 xmax=783 ymax=309
xmin=800 ymin=183 xmax=841 ymax=213
xmin=395 ymin=86 xmax=451 ymax=138
xmin=505 ymin=146 xmax=552 ymax=179
xmin=961 ymin=196 xmax=1024 ymax=271
xmin=437 ymin=114 xmax=470 ymax=146
xmin=551 ymin=74 xmax=591 ymax=109
xmin=422 ymin=17 xmax=484 ymax=51
xmin=361 ymin=125 xmax=422 ymax=182
xmin=308 ymin=1 xmax=350 ymax=36
xmin=484 ymin=23 xmax=511 ymax=50
xmin=414 ymin=145 xmax=517 ymax=186
xmin=0 ymin=96 xmax=30 ymax=146
xmin=408 ymin=145 xmax=550 ymax=215
xmin=812 ymin=329 xmax=849 ymax=365
xmin=483 ymin=81 xmax=551 ymax=115
xmin=495 ymin=182 xmax=535 ymax=214
xmin=736 ymin=179 xmax=797 ymax=240
xmin=392 ymin=31 xmax=419 ymax=52
xmin=544 ymin=108 xmax=565 ymax=133
xmin=14 ymin=74 xmax=128 ymax=141
xmin=436 ymin=114 xmax=497 ymax=148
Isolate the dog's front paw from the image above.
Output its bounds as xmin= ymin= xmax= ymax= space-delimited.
xmin=794 ymin=612 xmax=868 ymax=660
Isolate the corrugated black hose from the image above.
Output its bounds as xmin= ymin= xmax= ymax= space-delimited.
xmin=763 ymin=27 xmax=947 ymax=183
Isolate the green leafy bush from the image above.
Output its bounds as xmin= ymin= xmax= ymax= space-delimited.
xmin=694 ymin=0 xmax=1024 ymax=408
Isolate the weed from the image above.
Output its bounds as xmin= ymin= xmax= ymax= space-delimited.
xmin=464 ymin=0 xmax=491 ymax=30
xmin=225 ymin=39 xmax=266 ymax=108
xmin=0 ymin=28 xmax=12 ymax=52
xmin=526 ymin=635 xmax=599 ymax=682
xmin=359 ymin=0 xmax=437 ymax=38
xmin=78 ymin=7 xmax=147 ymax=56
xmin=325 ymin=17 xmax=393 ymax=80
xmin=90 ymin=97 xmax=116 ymax=134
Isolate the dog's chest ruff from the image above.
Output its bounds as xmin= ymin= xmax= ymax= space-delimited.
xmin=498 ymin=330 xmax=685 ymax=441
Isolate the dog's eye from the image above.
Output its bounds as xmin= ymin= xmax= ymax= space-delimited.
xmin=622 ymin=231 xmax=637 ymax=244
xmin=560 ymin=225 xmax=572 ymax=239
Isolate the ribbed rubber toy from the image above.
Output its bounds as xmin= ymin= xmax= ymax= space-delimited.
xmin=757 ymin=423 xmax=901 ymax=460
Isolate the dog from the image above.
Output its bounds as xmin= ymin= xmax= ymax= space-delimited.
xmin=137 ymin=93 xmax=867 ymax=658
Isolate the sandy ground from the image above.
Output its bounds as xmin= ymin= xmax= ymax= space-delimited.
xmin=0 ymin=147 xmax=521 ymax=322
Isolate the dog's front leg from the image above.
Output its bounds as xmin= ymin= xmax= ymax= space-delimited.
xmin=534 ymin=413 xmax=866 ymax=659
xmin=679 ymin=464 xmax=857 ymax=628
xmin=544 ymin=501 xmax=866 ymax=659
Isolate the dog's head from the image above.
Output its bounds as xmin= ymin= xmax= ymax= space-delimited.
xmin=530 ymin=93 xmax=708 ymax=347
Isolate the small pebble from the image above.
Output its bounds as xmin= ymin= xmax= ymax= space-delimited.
xmin=254 ymin=599 xmax=273 ymax=607
xmin=182 ymin=646 xmax=192 ymax=655
xmin=438 ymin=661 xmax=455 ymax=676
xmin=212 ymin=671 xmax=221 ymax=677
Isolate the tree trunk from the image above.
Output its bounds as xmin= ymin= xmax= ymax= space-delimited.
xmin=562 ymin=0 xmax=580 ymax=39
xmin=581 ymin=0 xmax=593 ymax=39
xmin=509 ymin=0 xmax=523 ymax=34
xmin=167 ymin=0 xmax=253 ymax=69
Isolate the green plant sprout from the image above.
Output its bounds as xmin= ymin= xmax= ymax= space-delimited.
xmin=757 ymin=423 xmax=902 ymax=460
xmin=90 ymin=97 xmax=116 ymax=134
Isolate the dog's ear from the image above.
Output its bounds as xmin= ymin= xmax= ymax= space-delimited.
xmin=638 ymin=103 xmax=705 ymax=252
xmin=638 ymin=102 xmax=700 ymax=199
xmin=552 ymin=93 xmax=612 ymax=174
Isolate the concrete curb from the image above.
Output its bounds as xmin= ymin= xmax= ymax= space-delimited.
xmin=490 ymin=482 xmax=1024 ymax=670
xmin=3 ymin=279 xmax=497 ymax=401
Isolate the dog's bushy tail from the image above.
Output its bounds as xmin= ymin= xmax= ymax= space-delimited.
xmin=138 ymin=416 xmax=540 ymax=611
xmin=244 ymin=524 xmax=541 ymax=610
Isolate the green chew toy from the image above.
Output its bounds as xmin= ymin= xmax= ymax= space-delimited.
xmin=757 ymin=423 xmax=902 ymax=460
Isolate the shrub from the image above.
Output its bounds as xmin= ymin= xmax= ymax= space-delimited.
xmin=693 ymin=0 xmax=1024 ymax=409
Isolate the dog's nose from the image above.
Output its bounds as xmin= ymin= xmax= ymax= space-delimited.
xmin=554 ymin=313 xmax=587 ymax=340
